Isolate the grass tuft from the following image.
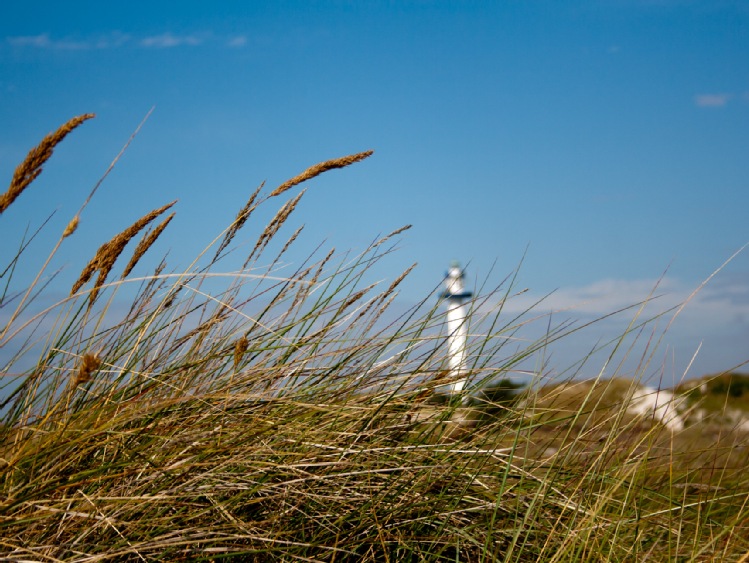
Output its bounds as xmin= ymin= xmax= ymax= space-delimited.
xmin=1 ymin=116 xmax=747 ymax=561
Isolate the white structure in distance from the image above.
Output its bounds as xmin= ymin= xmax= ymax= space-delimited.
xmin=439 ymin=262 xmax=473 ymax=396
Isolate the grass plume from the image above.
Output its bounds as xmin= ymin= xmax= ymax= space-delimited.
xmin=1 ymin=113 xmax=94 ymax=214
xmin=74 ymin=352 xmax=101 ymax=387
xmin=246 ymin=189 xmax=305 ymax=264
xmin=122 ymin=211 xmax=175 ymax=278
xmin=268 ymin=150 xmax=374 ymax=198
xmin=233 ymin=335 xmax=249 ymax=369
xmin=62 ymin=214 xmax=79 ymax=238
xmin=214 ymin=182 xmax=263 ymax=261
xmin=71 ymin=200 xmax=176 ymax=303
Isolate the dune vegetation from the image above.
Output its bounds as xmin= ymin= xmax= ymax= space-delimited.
xmin=1 ymin=114 xmax=748 ymax=561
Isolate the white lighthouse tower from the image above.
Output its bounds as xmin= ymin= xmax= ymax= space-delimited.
xmin=440 ymin=262 xmax=473 ymax=396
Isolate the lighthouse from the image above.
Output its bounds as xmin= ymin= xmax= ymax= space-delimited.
xmin=440 ymin=262 xmax=473 ymax=396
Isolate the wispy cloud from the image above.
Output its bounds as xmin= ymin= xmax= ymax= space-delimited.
xmin=6 ymin=31 xmax=247 ymax=51
xmin=694 ymin=93 xmax=732 ymax=107
xmin=494 ymin=277 xmax=680 ymax=317
xmin=7 ymin=33 xmax=88 ymax=50
xmin=94 ymin=32 xmax=131 ymax=49
xmin=472 ymin=274 xmax=749 ymax=382
xmin=227 ymin=35 xmax=248 ymax=48
xmin=487 ymin=274 xmax=749 ymax=331
xmin=139 ymin=33 xmax=205 ymax=48
xmin=7 ymin=31 xmax=131 ymax=51
xmin=7 ymin=34 xmax=50 ymax=48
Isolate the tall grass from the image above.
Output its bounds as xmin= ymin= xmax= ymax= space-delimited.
xmin=1 ymin=115 xmax=748 ymax=561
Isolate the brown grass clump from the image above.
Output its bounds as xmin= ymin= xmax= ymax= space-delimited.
xmin=7 ymin=113 xmax=749 ymax=562
xmin=268 ymin=150 xmax=374 ymax=198
xmin=71 ymin=200 xmax=176 ymax=303
xmin=523 ymin=378 xmax=642 ymax=429
xmin=0 ymin=114 xmax=94 ymax=214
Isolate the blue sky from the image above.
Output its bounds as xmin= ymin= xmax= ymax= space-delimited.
xmin=1 ymin=1 xmax=748 ymax=383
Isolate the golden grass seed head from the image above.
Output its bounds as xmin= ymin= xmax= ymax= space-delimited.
xmin=245 ymin=190 xmax=306 ymax=266
xmin=384 ymin=263 xmax=417 ymax=296
xmin=71 ymin=200 xmax=176 ymax=302
xmin=62 ymin=215 xmax=80 ymax=238
xmin=214 ymin=182 xmax=264 ymax=261
xmin=278 ymin=225 xmax=304 ymax=257
xmin=269 ymin=150 xmax=374 ymax=198
xmin=375 ymin=224 xmax=413 ymax=247
xmin=122 ymin=211 xmax=175 ymax=278
xmin=234 ymin=336 xmax=249 ymax=369
xmin=75 ymin=353 xmax=101 ymax=387
xmin=310 ymin=247 xmax=336 ymax=288
xmin=1 ymin=114 xmax=95 ymax=215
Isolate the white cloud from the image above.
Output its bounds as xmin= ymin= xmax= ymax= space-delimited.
xmin=140 ymin=32 xmax=204 ymax=48
xmin=694 ymin=93 xmax=732 ymax=107
xmin=94 ymin=32 xmax=131 ymax=49
xmin=478 ymin=273 xmax=749 ymax=334
xmin=7 ymin=34 xmax=51 ymax=48
xmin=6 ymin=33 xmax=89 ymax=50
xmin=493 ymin=277 xmax=682 ymax=317
xmin=227 ymin=35 xmax=248 ymax=48
xmin=51 ymin=39 xmax=89 ymax=50
xmin=468 ymin=271 xmax=749 ymax=382
xmin=7 ymin=31 xmax=248 ymax=51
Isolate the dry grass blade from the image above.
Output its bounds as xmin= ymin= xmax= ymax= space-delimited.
xmin=1 ymin=114 xmax=94 ymax=214
xmin=71 ymin=200 xmax=177 ymax=303
xmin=269 ymin=150 xmax=374 ymax=198
xmin=122 ymin=212 xmax=175 ymax=278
